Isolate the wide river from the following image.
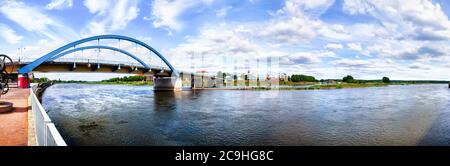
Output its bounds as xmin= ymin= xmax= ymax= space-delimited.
xmin=43 ymin=83 xmax=450 ymax=146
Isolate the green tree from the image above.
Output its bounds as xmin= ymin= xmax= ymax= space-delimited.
xmin=342 ymin=75 xmax=355 ymax=83
xmin=216 ymin=71 xmax=223 ymax=78
xmin=290 ymin=74 xmax=317 ymax=82
xmin=382 ymin=77 xmax=390 ymax=83
xmin=103 ymin=76 xmax=145 ymax=82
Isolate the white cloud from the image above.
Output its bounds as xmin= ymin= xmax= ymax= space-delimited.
xmin=20 ymin=39 xmax=65 ymax=59
xmin=169 ymin=24 xmax=259 ymax=58
xmin=0 ymin=0 xmax=77 ymax=41
xmin=0 ymin=24 xmax=23 ymax=44
xmin=85 ymin=22 xmax=106 ymax=35
xmin=324 ymin=43 xmax=343 ymax=50
xmin=278 ymin=0 xmax=335 ymax=18
xmin=282 ymin=50 xmax=335 ymax=65
xmin=409 ymin=63 xmax=431 ymax=70
xmin=343 ymin=0 xmax=450 ymax=40
xmin=1 ymin=1 xmax=56 ymax=32
xmin=260 ymin=0 xmax=344 ymax=45
xmin=260 ymin=17 xmax=319 ymax=44
xmin=150 ymin=0 xmax=214 ymax=33
xmin=347 ymin=43 xmax=362 ymax=51
xmin=83 ymin=0 xmax=109 ymax=14
xmin=215 ymin=6 xmax=232 ymax=17
xmin=167 ymin=24 xmax=292 ymax=73
xmin=46 ymin=0 xmax=73 ymax=10
xmin=333 ymin=59 xmax=373 ymax=68
xmin=83 ymin=0 xmax=140 ymax=35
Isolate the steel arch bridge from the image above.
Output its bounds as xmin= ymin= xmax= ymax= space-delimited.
xmin=18 ymin=35 xmax=178 ymax=76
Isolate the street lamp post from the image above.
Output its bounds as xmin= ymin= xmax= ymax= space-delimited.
xmin=18 ymin=47 xmax=26 ymax=63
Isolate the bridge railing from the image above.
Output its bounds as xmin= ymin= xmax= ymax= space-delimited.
xmin=30 ymin=85 xmax=67 ymax=146
xmin=16 ymin=58 xmax=167 ymax=70
xmin=52 ymin=58 xmax=144 ymax=67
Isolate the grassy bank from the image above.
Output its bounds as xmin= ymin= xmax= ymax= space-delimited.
xmin=85 ymin=81 xmax=154 ymax=86
xmin=248 ymin=83 xmax=389 ymax=90
xmin=302 ymin=83 xmax=389 ymax=90
xmin=251 ymin=81 xmax=449 ymax=90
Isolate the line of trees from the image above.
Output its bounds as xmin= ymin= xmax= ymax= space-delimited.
xmin=103 ymin=76 xmax=146 ymax=82
xmin=289 ymin=74 xmax=318 ymax=82
xmin=31 ymin=77 xmax=87 ymax=83
xmin=342 ymin=75 xmax=391 ymax=83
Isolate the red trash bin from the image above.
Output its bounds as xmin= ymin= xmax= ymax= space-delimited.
xmin=18 ymin=74 xmax=30 ymax=88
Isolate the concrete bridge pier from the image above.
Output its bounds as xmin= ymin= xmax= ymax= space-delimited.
xmin=153 ymin=77 xmax=182 ymax=91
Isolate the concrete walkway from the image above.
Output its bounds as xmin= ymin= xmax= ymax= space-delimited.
xmin=0 ymin=88 xmax=30 ymax=146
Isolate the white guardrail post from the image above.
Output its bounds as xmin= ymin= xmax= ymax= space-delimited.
xmin=30 ymin=85 xmax=67 ymax=146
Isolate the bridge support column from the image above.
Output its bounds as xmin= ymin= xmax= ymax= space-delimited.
xmin=154 ymin=77 xmax=182 ymax=91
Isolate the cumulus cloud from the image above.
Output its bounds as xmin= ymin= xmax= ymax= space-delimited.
xmin=168 ymin=24 xmax=259 ymax=59
xmin=259 ymin=0 xmax=340 ymax=45
xmin=157 ymin=0 xmax=450 ymax=79
xmin=166 ymin=23 xmax=337 ymax=74
xmin=83 ymin=0 xmax=109 ymax=14
xmin=0 ymin=0 xmax=77 ymax=41
xmin=333 ymin=59 xmax=373 ymax=68
xmin=324 ymin=43 xmax=343 ymax=50
xmin=281 ymin=50 xmax=335 ymax=65
xmin=0 ymin=24 xmax=23 ymax=44
xmin=7 ymin=0 xmax=447 ymax=80
xmin=277 ymin=0 xmax=335 ymax=18
xmin=409 ymin=63 xmax=432 ymax=70
xmin=343 ymin=0 xmax=450 ymax=41
xmin=215 ymin=6 xmax=232 ymax=17
xmin=46 ymin=0 xmax=73 ymax=10
xmin=347 ymin=43 xmax=362 ymax=52
xmin=150 ymin=0 xmax=214 ymax=33
xmin=83 ymin=0 xmax=139 ymax=35
xmin=260 ymin=17 xmax=319 ymax=44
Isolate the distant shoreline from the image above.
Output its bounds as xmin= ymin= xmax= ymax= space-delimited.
xmin=193 ymin=82 xmax=448 ymax=91
xmin=45 ymin=81 xmax=449 ymax=90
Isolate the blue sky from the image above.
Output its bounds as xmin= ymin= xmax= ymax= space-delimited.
xmin=1 ymin=0 xmax=450 ymax=80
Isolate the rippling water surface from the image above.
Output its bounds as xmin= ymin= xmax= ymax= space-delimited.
xmin=43 ymin=84 xmax=450 ymax=146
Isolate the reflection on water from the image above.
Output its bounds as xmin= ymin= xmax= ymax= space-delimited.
xmin=43 ymin=84 xmax=450 ymax=146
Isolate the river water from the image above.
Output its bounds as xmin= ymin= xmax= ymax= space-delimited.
xmin=43 ymin=84 xmax=450 ymax=146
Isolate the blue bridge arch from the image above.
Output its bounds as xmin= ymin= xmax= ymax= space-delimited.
xmin=18 ymin=35 xmax=177 ymax=76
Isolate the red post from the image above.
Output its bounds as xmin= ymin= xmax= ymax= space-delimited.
xmin=18 ymin=74 xmax=30 ymax=89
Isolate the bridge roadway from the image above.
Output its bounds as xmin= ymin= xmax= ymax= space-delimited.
xmin=5 ymin=59 xmax=171 ymax=77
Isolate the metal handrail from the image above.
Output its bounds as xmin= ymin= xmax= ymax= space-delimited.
xmin=16 ymin=58 xmax=167 ymax=70
xmin=30 ymin=85 xmax=67 ymax=146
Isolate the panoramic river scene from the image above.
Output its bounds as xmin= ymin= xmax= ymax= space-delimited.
xmin=43 ymin=83 xmax=450 ymax=146
xmin=4 ymin=0 xmax=450 ymax=163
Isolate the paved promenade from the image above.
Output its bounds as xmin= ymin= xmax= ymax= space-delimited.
xmin=0 ymin=88 xmax=30 ymax=146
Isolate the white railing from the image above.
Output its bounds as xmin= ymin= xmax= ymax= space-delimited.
xmin=30 ymin=86 xmax=67 ymax=146
xmin=16 ymin=58 xmax=167 ymax=70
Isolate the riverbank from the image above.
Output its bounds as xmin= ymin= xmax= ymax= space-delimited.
xmin=292 ymin=82 xmax=389 ymax=90
xmin=195 ymin=83 xmax=389 ymax=90
xmin=39 ymin=81 xmax=154 ymax=86
xmin=85 ymin=81 xmax=153 ymax=86
xmin=197 ymin=82 xmax=448 ymax=90
xmin=47 ymin=81 xmax=447 ymax=90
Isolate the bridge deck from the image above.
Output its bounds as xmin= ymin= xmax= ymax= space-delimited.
xmin=0 ymin=88 xmax=30 ymax=146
